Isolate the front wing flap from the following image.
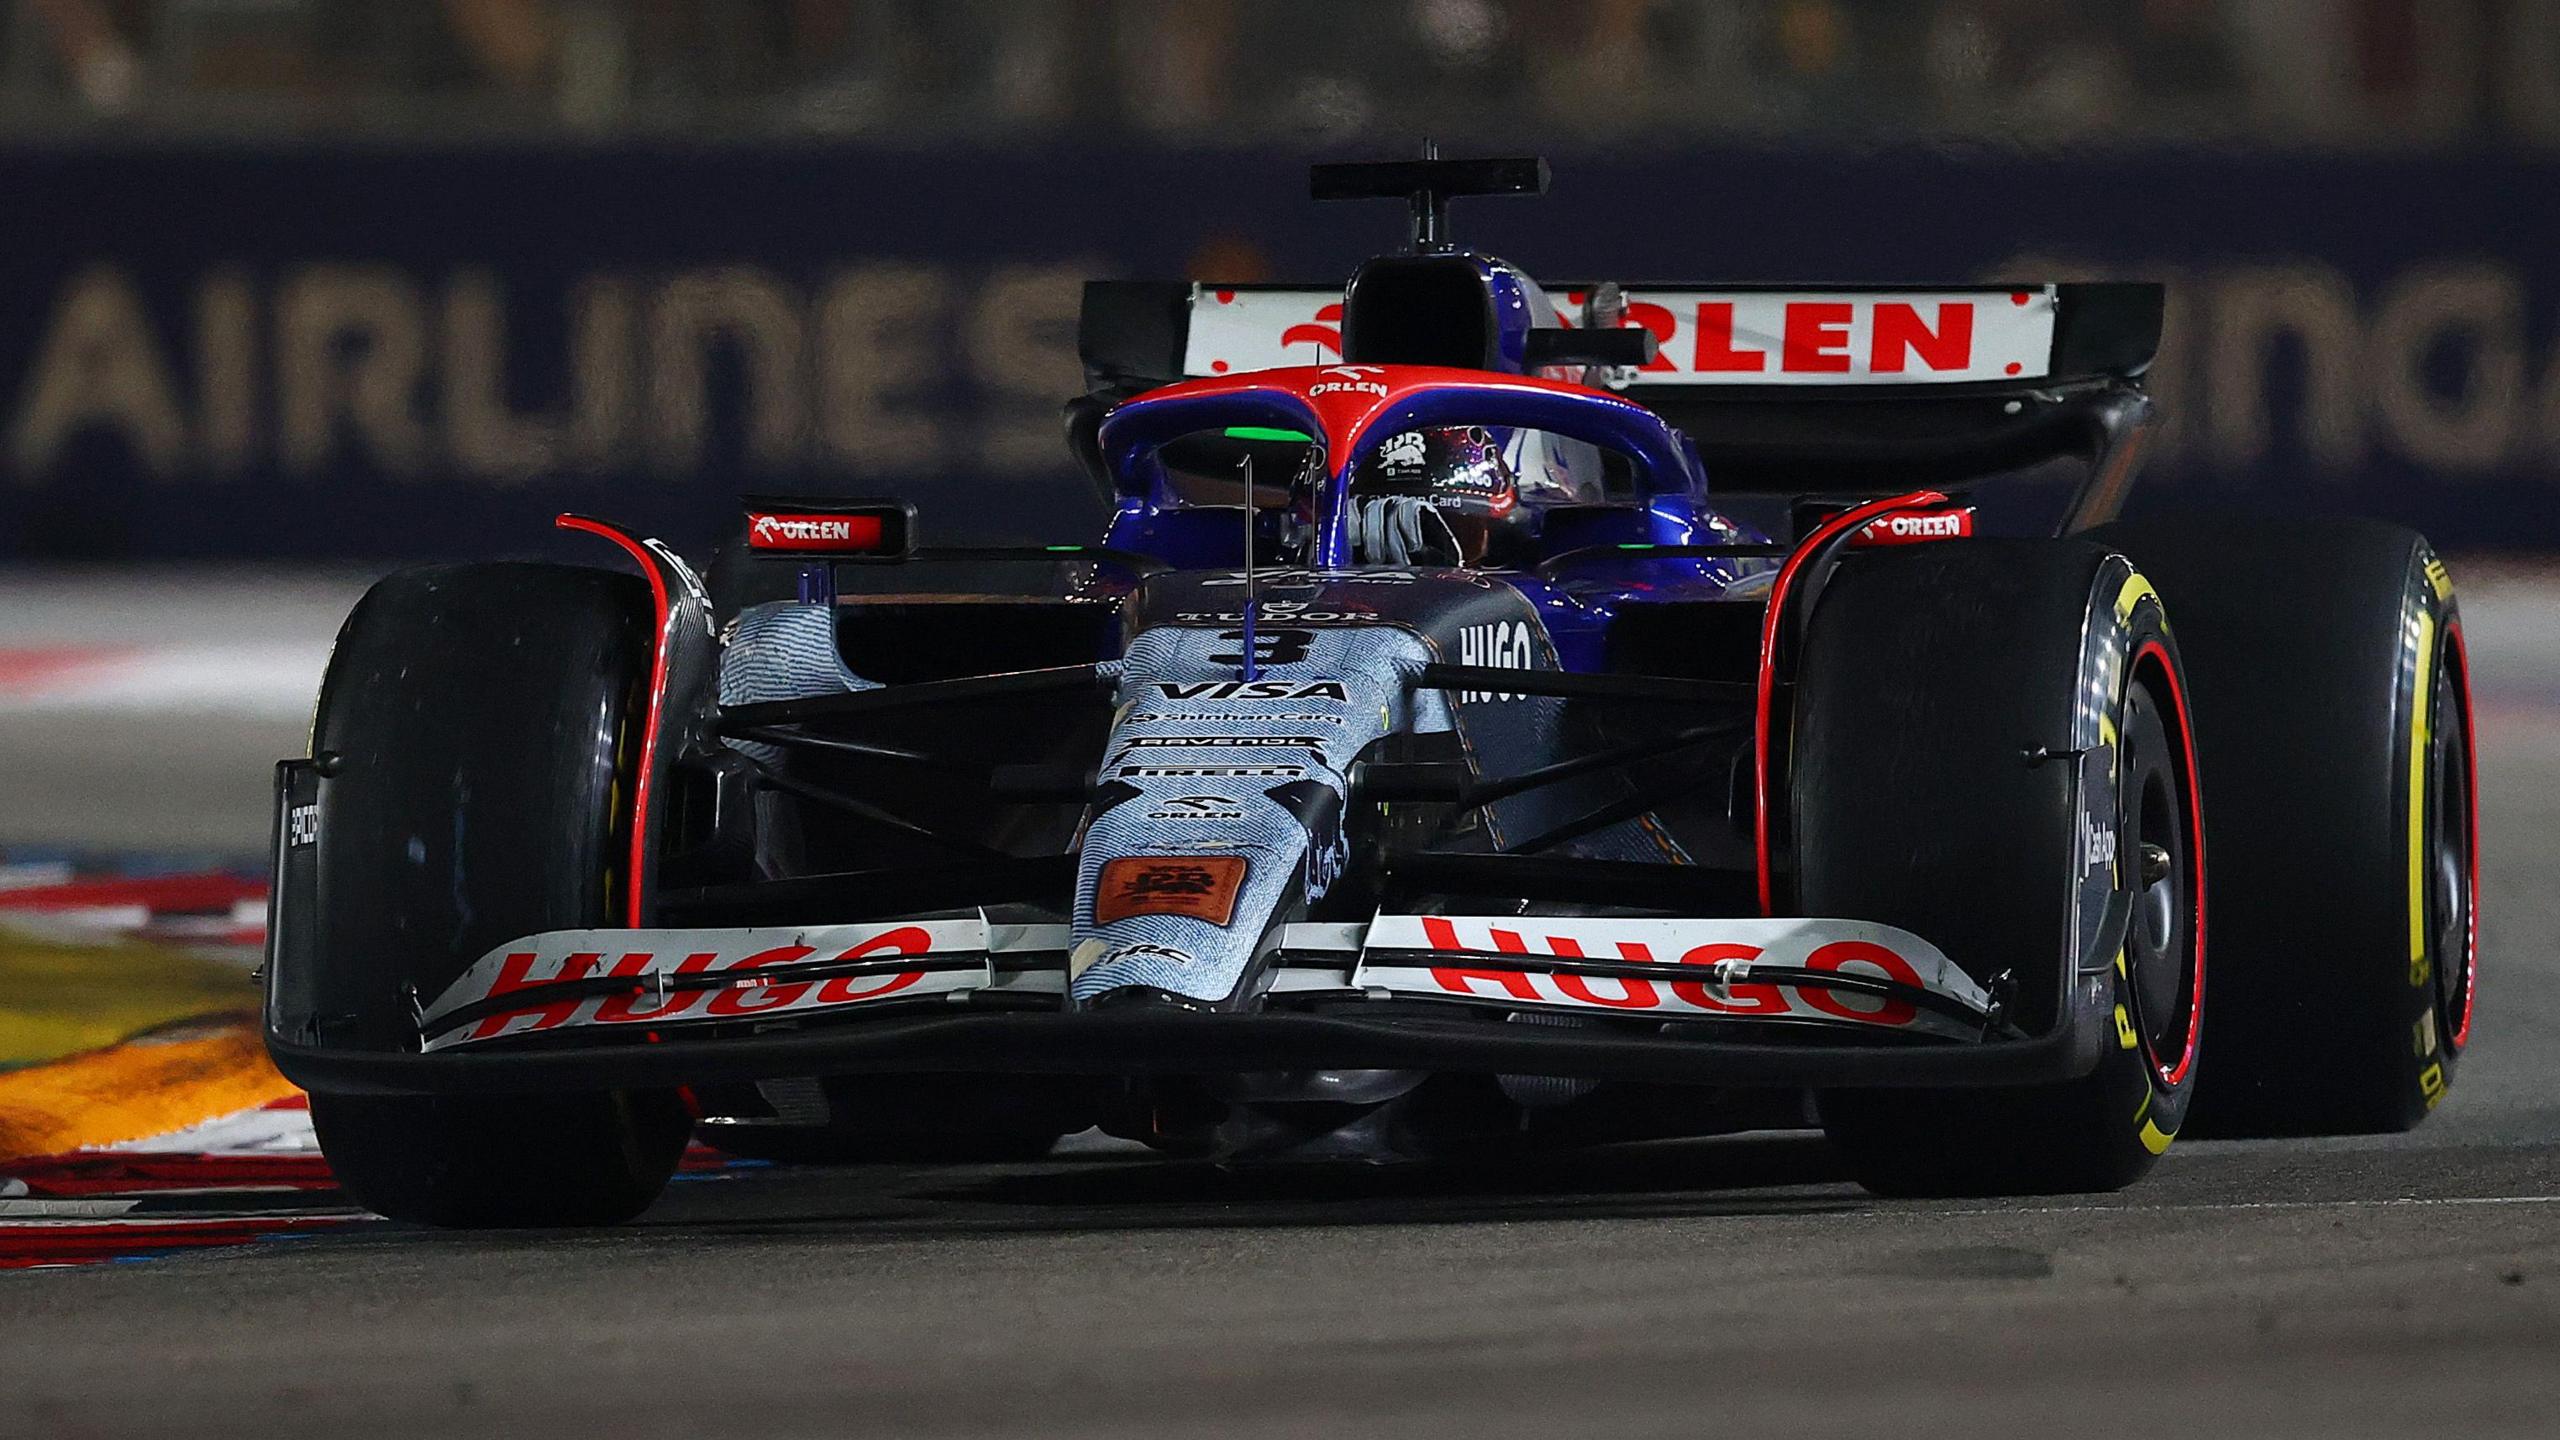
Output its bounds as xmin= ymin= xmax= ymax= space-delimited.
xmin=408 ymin=912 xmax=2005 ymax=1055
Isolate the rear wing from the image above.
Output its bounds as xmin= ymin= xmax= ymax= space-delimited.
xmin=1079 ymin=281 xmax=2163 ymax=512
xmin=1081 ymin=281 xmax=2157 ymax=390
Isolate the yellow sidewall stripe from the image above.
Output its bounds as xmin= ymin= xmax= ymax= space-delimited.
xmin=2114 ymin=572 xmax=2159 ymax=627
xmin=2409 ymin=608 xmax=2437 ymax=977
xmin=2132 ymin=1090 xmax=2176 ymax=1155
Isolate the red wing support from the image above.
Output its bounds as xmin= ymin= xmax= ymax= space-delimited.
xmin=1751 ymin=489 xmax=1951 ymax=916
xmin=556 ymin=514 xmax=721 ymax=927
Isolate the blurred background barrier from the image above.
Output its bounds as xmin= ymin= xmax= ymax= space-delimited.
xmin=0 ymin=0 xmax=2557 ymax=558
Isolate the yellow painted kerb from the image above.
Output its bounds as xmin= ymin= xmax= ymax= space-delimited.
xmin=0 ymin=1019 xmax=295 ymax=1161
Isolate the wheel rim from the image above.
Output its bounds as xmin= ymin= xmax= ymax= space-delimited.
xmin=2122 ymin=672 xmax=2200 ymax=1086
xmin=2429 ymin=656 xmax=2475 ymax=1045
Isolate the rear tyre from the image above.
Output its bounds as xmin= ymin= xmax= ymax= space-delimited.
xmin=1798 ymin=541 xmax=2204 ymax=1196
xmin=2091 ymin=516 xmax=2475 ymax=1135
xmin=304 ymin=563 xmax=691 ymax=1227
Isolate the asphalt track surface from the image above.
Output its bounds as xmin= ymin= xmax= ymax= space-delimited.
xmin=4 ymin=567 xmax=2559 ymax=1439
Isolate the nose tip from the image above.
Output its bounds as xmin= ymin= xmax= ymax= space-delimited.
xmin=1083 ymin=986 xmax=1214 ymax=1015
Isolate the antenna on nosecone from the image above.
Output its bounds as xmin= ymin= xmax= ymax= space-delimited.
xmin=1238 ymin=452 xmax=1259 ymax=682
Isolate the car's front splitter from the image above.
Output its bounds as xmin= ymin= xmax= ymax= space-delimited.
xmin=271 ymin=914 xmax=2111 ymax=1098
xmin=269 ymin=1001 xmax=2104 ymax=1098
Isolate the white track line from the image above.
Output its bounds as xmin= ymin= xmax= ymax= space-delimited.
xmin=0 ymin=644 xmax=328 ymax=717
xmin=1926 ymin=1193 xmax=2560 ymax=1218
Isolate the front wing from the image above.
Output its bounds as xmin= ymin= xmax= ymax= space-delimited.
xmin=268 ymin=906 xmax=2113 ymax=1096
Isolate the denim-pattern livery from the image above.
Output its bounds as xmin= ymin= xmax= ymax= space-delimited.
xmin=1069 ymin=624 xmax=1453 ymax=1006
xmin=716 ymin=601 xmax=879 ymax=766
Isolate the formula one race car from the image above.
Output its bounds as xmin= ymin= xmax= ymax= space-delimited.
xmin=264 ymin=157 xmax=2478 ymax=1225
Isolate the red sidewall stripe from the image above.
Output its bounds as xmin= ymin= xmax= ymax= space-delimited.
xmin=2446 ymin=618 xmax=2480 ymax=1050
xmin=2133 ymin=637 xmax=2206 ymax=1089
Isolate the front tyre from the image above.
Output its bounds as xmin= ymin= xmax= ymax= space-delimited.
xmin=302 ymin=563 xmax=690 ymax=1227
xmin=313 ymin=1090 xmax=691 ymax=1228
xmin=1797 ymin=542 xmax=2205 ymax=1196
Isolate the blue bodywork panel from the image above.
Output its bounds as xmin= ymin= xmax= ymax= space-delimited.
xmin=1094 ymin=322 xmax=1773 ymax=676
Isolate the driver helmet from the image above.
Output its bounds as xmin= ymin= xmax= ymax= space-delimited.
xmin=1347 ymin=426 xmax=1532 ymax=567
